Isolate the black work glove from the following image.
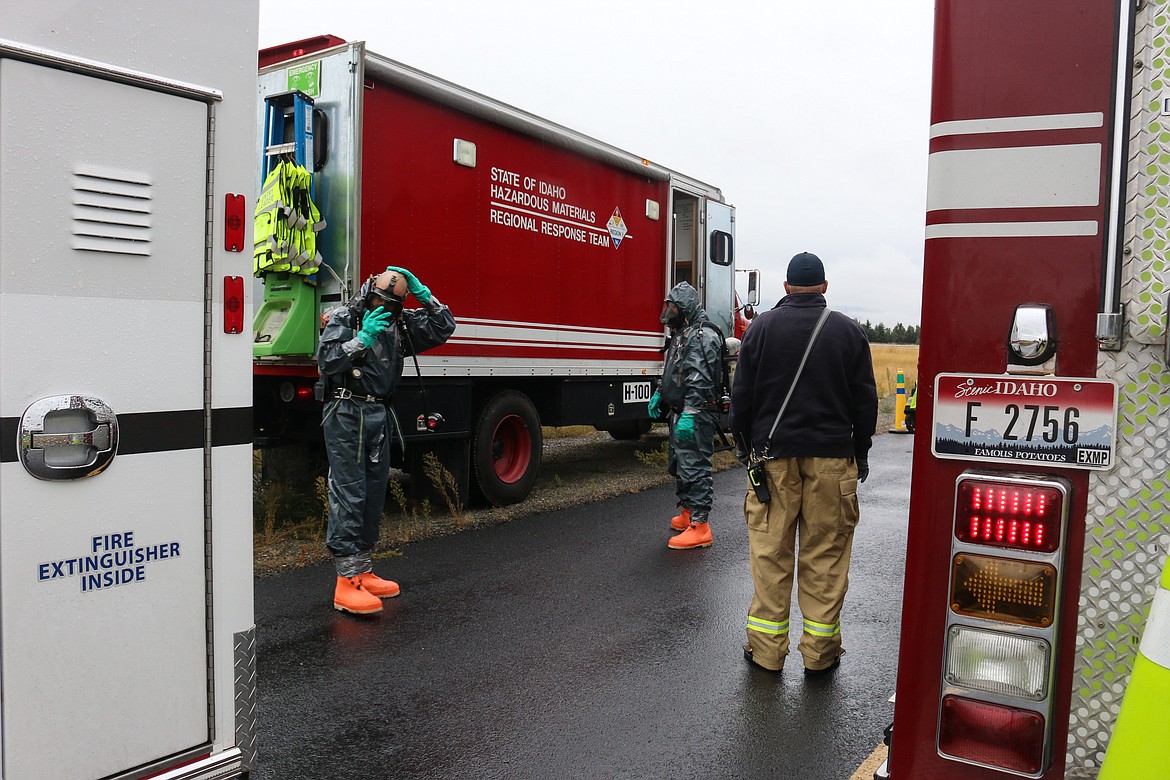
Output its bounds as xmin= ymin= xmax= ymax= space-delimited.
xmin=857 ymin=456 xmax=870 ymax=483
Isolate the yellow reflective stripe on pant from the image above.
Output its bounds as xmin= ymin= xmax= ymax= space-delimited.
xmin=803 ymin=618 xmax=841 ymax=638
xmin=747 ymin=615 xmax=790 ymax=636
xmin=743 ymin=456 xmax=859 ymax=671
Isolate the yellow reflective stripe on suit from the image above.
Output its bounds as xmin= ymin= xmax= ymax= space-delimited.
xmin=747 ymin=615 xmax=790 ymax=636
xmin=803 ymin=618 xmax=841 ymax=638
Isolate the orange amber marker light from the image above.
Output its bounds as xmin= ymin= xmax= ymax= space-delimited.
xmin=950 ymin=553 xmax=1057 ymax=627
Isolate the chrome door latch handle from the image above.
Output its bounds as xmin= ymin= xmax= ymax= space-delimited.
xmin=19 ymin=395 xmax=119 ymax=480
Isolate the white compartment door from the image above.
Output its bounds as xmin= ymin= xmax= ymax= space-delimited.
xmin=704 ymin=199 xmax=735 ymax=338
xmin=0 ymin=60 xmax=211 ymax=779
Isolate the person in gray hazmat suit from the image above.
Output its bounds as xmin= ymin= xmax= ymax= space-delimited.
xmin=318 ymin=266 xmax=455 ymax=614
xmin=648 ymin=281 xmax=724 ymax=550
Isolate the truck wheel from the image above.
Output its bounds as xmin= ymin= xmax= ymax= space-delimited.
xmin=602 ymin=419 xmax=652 ymax=440
xmin=472 ymin=391 xmax=542 ymax=506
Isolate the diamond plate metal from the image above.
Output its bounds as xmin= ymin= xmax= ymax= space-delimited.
xmin=1067 ymin=3 xmax=1170 ymax=770
xmin=234 ymin=626 xmax=259 ymax=772
xmin=1126 ymin=2 xmax=1170 ymax=346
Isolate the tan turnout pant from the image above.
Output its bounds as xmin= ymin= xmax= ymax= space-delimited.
xmin=744 ymin=457 xmax=860 ymax=671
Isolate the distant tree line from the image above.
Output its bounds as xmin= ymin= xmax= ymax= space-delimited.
xmin=858 ymin=321 xmax=920 ymax=344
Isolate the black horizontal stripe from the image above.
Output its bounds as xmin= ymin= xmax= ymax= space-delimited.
xmin=1 ymin=407 xmax=252 ymax=463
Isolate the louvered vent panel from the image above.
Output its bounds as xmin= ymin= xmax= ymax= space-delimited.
xmin=71 ymin=165 xmax=153 ymax=256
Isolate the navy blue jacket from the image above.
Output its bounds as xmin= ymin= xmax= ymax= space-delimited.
xmin=729 ymin=293 xmax=876 ymax=460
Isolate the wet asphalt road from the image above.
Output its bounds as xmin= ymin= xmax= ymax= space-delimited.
xmin=253 ymin=433 xmax=913 ymax=780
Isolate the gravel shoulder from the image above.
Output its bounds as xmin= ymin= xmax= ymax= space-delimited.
xmin=254 ymin=406 xmax=897 ymax=575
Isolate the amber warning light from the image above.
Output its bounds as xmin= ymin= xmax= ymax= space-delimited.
xmin=954 ymin=477 xmax=1064 ymax=554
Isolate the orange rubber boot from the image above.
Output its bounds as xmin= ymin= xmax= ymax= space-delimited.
xmin=333 ymin=576 xmax=383 ymax=614
xmin=670 ymin=506 xmax=692 ymax=532
xmin=355 ymin=571 xmax=401 ymax=599
xmin=668 ymin=522 xmax=713 ymax=550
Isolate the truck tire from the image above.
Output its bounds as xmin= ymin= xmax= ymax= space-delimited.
xmin=472 ymin=391 xmax=542 ymax=506
xmin=602 ymin=419 xmax=652 ymax=440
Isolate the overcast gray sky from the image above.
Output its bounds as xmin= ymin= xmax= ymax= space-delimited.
xmin=259 ymin=1 xmax=935 ymax=326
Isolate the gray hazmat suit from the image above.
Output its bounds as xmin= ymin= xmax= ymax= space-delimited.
xmin=318 ymin=291 xmax=456 ymax=577
xmin=658 ymin=282 xmax=723 ymax=522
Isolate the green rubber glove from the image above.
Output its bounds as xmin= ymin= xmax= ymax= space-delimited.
xmin=358 ymin=306 xmax=393 ymax=348
xmin=676 ymin=412 xmax=696 ymax=443
xmin=648 ymin=391 xmax=662 ymax=420
xmin=385 ymin=265 xmax=432 ymax=304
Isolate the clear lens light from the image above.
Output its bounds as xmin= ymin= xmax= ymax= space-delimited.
xmin=945 ymin=626 xmax=1050 ymax=701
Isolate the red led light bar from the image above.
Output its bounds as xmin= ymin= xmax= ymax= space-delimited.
xmin=954 ymin=476 xmax=1063 ymax=553
xmin=939 ymin=695 xmax=1045 ymax=774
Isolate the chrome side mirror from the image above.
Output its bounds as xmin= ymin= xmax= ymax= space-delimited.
xmin=1008 ymin=304 xmax=1057 ymax=373
xmin=746 ymin=269 xmax=761 ymax=306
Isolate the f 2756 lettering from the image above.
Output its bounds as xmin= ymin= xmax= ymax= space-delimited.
xmin=966 ymin=402 xmax=1081 ymax=444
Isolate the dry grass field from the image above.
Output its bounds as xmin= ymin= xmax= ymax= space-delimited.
xmin=871 ymin=344 xmax=920 ymax=397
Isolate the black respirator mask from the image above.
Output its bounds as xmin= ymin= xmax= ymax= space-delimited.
xmin=370 ymin=289 xmax=405 ymax=319
xmin=360 ymin=277 xmax=405 ymax=319
xmin=660 ymin=302 xmax=685 ymax=329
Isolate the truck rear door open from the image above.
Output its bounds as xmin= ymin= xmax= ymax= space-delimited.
xmin=0 ymin=60 xmax=213 ymax=779
xmin=705 ymin=199 xmax=735 ymax=337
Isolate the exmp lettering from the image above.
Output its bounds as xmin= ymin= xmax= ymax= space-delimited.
xmin=37 ymin=531 xmax=181 ymax=593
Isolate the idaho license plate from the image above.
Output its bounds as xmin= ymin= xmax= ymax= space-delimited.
xmin=931 ymin=374 xmax=1117 ymax=470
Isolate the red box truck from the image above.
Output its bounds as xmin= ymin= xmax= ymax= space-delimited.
xmin=254 ymin=36 xmax=746 ymax=506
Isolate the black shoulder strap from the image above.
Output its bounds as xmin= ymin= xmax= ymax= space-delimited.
xmin=760 ymin=307 xmax=833 ymax=458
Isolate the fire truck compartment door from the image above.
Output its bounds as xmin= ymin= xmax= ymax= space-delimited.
xmin=0 ymin=60 xmax=211 ymax=779
xmin=704 ymin=200 xmax=735 ymax=338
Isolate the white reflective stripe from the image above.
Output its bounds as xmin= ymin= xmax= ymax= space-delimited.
xmin=925 ymin=221 xmax=1099 ymax=239
xmin=927 ymin=144 xmax=1102 ymax=211
xmin=447 ymin=338 xmax=660 ymax=354
xmin=930 ymin=112 xmax=1104 ymax=139
xmin=1139 ymin=587 xmax=1170 ymax=670
xmin=409 ymin=355 xmax=663 ymax=377
xmin=459 ymin=317 xmax=660 ymax=339
xmin=449 ymin=320 xmax=663 ymax=351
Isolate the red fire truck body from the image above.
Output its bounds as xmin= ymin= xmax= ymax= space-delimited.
xmin=887 ymin=1 xmax=1170 ymax=778
xmin=254 ymin=37 xmax=740 ymax=505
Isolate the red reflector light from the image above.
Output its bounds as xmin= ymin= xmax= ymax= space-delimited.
xmin=224 ymin=276 xmax=244 ymax=334
xmin=954 ymin=477 xmax=1063 ymax=553
xmin=295 ymin=385 xmax=313 ymax=400
xmin=224 ymin=193 xmax=245 ymax=252
xmin=939 ymin=695 xmax=1045 ymax=774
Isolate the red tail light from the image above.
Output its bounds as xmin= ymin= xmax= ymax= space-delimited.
xmin=939 ymin=695 xmax=1045 ymax=774
xmin=954 ymin=476 xmax=1064 ymax=553
xmin=224 ymin=193 xmax=245 ymax=252
xmin=223 ymin=276 xmax=244 ymax=334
